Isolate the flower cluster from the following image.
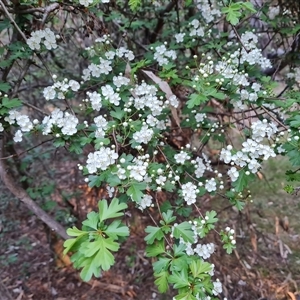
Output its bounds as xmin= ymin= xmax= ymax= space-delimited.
xmin=182 ymin=182 xmax=198 ymax=205
xmin=27 ymin=28 xmax=57 ymax=51
xmin=5 ymin=110 xmax=35 ymax=142
xmin=42 ymin=108 xmax=79 ymax=136
xmin=233 ymin=32 xmax=272 ymax=70
xmin=132 ymin=82 xmax=164 ymax=116
xmin=176 ymin=217 xmax=217 ymax=258
xmin=94 ymin=115 xmax=108 ymax=138
xmin=82 ymin=41 xmax=134 ymax=81
xmin=86 ymin=147 xmax=118 ymax=173
xmin=189 ymin=19 xmax=205 ymax=37
xmin=153 ymin=44 xmax=177 ymax=66
xmin=43 ymin=77 xmax=80 ymax=100
xmin=195 ymin=0 xmax=221 ymax=23
xmin=76 ymin=0 xmax=109 ymax=7
xmin=139 ymin=194 xmax=153 ymax=210
xmin=133 ymin=125 xmax=154 ymax=144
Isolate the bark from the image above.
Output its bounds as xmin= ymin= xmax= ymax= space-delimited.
xmin=0 ymin=136 xmax=69 ymax=240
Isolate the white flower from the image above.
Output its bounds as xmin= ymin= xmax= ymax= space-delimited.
xmin=156 ymin=175 xmax=166 ymax=185
xmin=277 ymin=145 xmax=286 ymax=154
xmin=16 ymin=115 xmax=33 ymax=132
xmin=79 ymin=0 xmax=93 ymax=7
xmin=99 ymin=58 xmax=112 ymax=74
xmin=116 ymin=167 xmax=127 ymax=180
xmin=69 ymin=80 xmax=80 ymax=91
xmin=194 ymin=157 xmax=206 ymax=178
xmin=194 ymin=243 xmax=215 ymax=259
xmin=43 ymin=86 xmax=56 ymax=100
xmin=0 ymin=123 xmax=3 ymax=132
xmin=139 ymin=194 xmax=153 ymax=210
xmin=195 ymin=113 xmax=206 ymax=122
xmin=107 ymin=186 xmax=115 ymax=198
xmin=212 ymin=280 xmax=222 ymax=295
xmin=5 ymin=110 xmax=19 ymax=124
xmin=228 ymin=167 xmax=239 ymax=182
xmin=146 ymin=115 xmax=158 ymax=127
xmin=94 ymin=115 xmax=108 ymax=130
xmin=113 ymin=75 xmax=130 ymax=88
xmin=87 ymin=91 xmax=102 ymax=111
xmin=130 ymin=162 xmax=147 ymax=181
xmin=174 ymin=151 xmax=191 ymax=164
xmin=13 ymin=130 xmax=23 ymax=142
xmin=268 ymin=6 xmax=280 ymax=20
xmin=220 ymin=148 xmax=232 ymax=164
xmin=133 ymin=125 xmax=154 ymax=144
xmin=174 ymin=33 xmax=185 ymax=43
xmin=242 ymin=139 xmax=258 ymax=153
xmin=231 ymin=151 xmax=247 ymax=167
xmin=60 ymin=113 xmax=78 ymax=136
xmin=86 ymin=147 xmax=118 ymax=173
xmin=248 ymin=158 xmax=260 ymax=173
xmin=205 ymin=178 xmax=217 ymax=192
xmin=169 ymin=95 xmax=179 ymax=108
xmin=182 ymin=182 xmax=197 ymax=205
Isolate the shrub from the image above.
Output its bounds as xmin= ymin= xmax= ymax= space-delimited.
xmin=1 ymin=0 xmax=300 ymax=299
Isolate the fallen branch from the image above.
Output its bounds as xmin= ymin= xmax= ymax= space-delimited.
xmin=0 ymin=135 xmax=69 ymax=240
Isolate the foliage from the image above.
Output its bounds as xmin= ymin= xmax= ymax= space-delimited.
xmin=63 ymin=198 xmax=129 ymax=281
xmin=1 ymin=0 xmax=300 ymax=298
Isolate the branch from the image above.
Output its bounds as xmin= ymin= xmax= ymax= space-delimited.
xmin=0 ymin=135 xmax=69 ymax=240
xmin=149 ymin=0 xmax=176 ymax=43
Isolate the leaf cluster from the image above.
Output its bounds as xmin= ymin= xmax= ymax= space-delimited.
xmin=63 ymin=198 xmax=129 ymax=281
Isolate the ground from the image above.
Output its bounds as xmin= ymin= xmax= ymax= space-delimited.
xmin=1 ymin=157 xmax=300 ymax=300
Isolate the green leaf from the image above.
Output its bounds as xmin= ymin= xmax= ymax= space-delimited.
xmin=190 ymin=260 xmax=212 ymax=278
xmin=129 ymin=0 xmax=141 ymax=10
xmin=173 ymin=292 xmax=196 ymax=300
xmin=79 ymin=256 xmax=101 ymax=282
xmin=168 ymin=269 xmax=190 ymax=289
xmin=205 ymin=210 xmax=218 ymax=224
xmin=110 ymin=107 xmax=125 ymax=120
xmin=144 ymin=226 xmax=164 ymax=244
xmin=53 ymin=139 xmax=65 ymax=147
xmin=104 ymin=220 xmax=130 ymax=239
xmin=241 ymin=2 xmax=256 ymax=12
xmin=0 ymin=18 xmax=11 ymax=31
xmin=107 ymin=174 xmax=121 ymax=187
xmin=146 ymin=240 xmax=166 ymax=257
xmin=170 ymin=255 xmax=189 ymax=272
xmin=98 ymin=198 xmax=128 ymax=223
xmin=222 ymin=5 xmax=242 ymax=25
xmin=88 ymin=175 xmax=103 ymax=188
xmin=187 ymin=93 xmax=208 ymax=108
xmin=67 ymin=226 xmax=88 ymax=237
xmin=288 ymin=115 xmax=300 ymax=128
xmin=80 ymin=137 xmax=93 ymax=146
xmin=2 ymin=97 xmax=21 ymax=109
xmin=286 ymin=169 xmax=300 ymax=181
xmin=172 ymin=222 xmax=194 ymax=243
xmin=223 ymin=242 xmax=235 ymax=254
xmin=63 ymin=236 xmax=86 ymax=255
xmin=232 ymin=169 xmax=248 ymax=192
xmin=154 ymin=271 xmax=169 ymax=293
xmin=162 ymin=210 xmax=176 ymax=224
xmin=82 ymin=211 xmax=99 ymax=230
xmin=173 ymin=243 xmax=186 ymax=257
xmin=69 ymin=142 xmax=83 ymax=154
xmin=153 ymin=257 xmax=171 ymax=273
xmin=0 ymin=82 xmax=10 ymax=93
xmin=126 ymin=182 xmax=147 ymax=202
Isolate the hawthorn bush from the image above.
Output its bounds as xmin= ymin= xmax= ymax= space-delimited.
xmin=1 ymin=0 xmax=300 ymax=299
